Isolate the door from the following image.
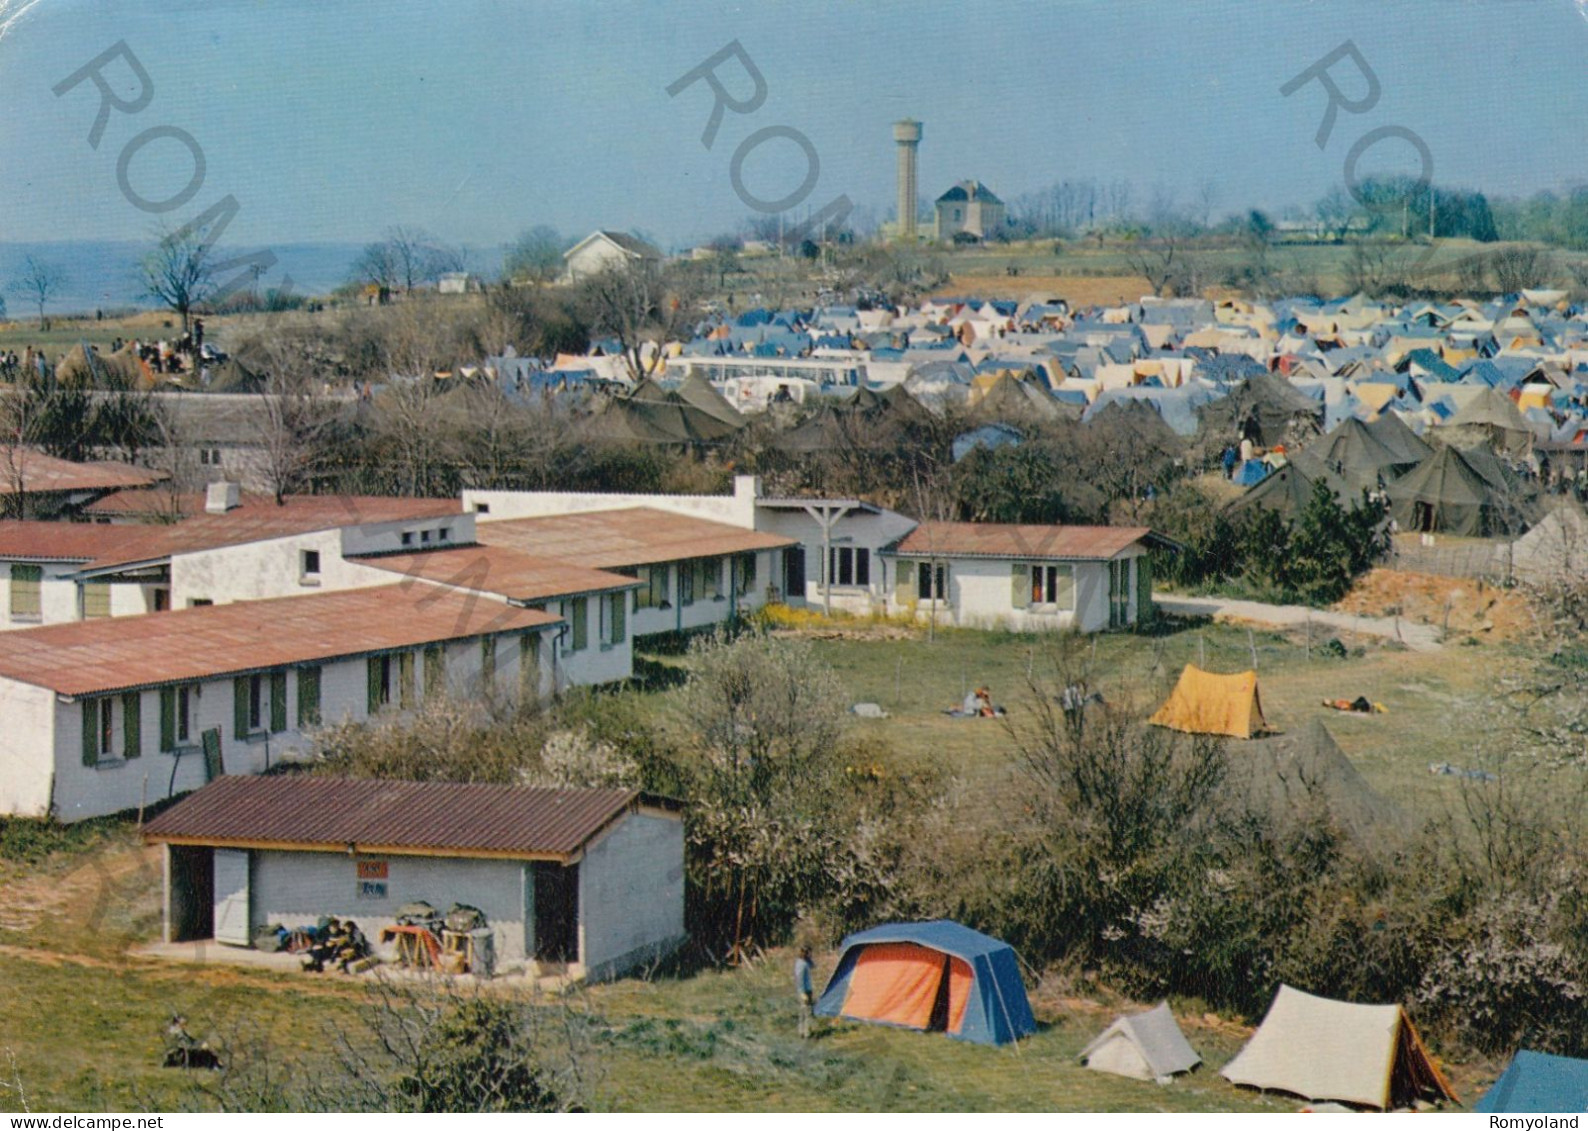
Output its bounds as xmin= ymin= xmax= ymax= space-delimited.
xmin=1108 ymin=560 xmax=1130 ymax=629
xmin=532 ymin=861 xmax=579 ymax=964
xmin=168 ymin=845 xmax=213 ymax=942
xmin=783 ymin=546 xmax=806 ymax=603
xmin=213 ymin=848 xmax=251 ymax=946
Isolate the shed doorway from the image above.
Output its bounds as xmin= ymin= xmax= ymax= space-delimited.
xmin=533 ymin=862 xmax=579 ymax=964
xmin=167 ymin=845 xmax=214 ymax=942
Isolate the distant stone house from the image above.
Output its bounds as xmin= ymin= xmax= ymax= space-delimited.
xmin=562 ymin=230 xmax=664 ymax=282
xmin=935 ymin=181 xmax=1006 ymax=242
xmin=143 ymin=775 xmax=686 ymax=981
xmin=882 ymin=521 xmax=1170 ymax=632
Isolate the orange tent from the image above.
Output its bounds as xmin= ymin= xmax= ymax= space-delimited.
xmin=1148 ymin=664 xmax=1270 ymax=739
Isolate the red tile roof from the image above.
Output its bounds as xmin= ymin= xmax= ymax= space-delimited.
xmin=75 ymin=494 xmax=466 ymax=571
xmin=0 ymin=521 xmax=167 ymax=563
xmin=0 ymin=584 xmax=559 ymax=696
xmin=892 ymin=521 xmax=1154 ymax=561
xmin=475 ymin=507 xmax=793 ymax=568
xmin=354 ymin=545 xmax=641 ymax=602
xmin=143 ymin=776 xmax=678 ymax=861
xmin=0 ymin=448 xmax=164 ymax=495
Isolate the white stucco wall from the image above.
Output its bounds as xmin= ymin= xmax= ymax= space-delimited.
xmin=462 ymin=475 xmax=760 ymax=530
xmin=249 ymin=849 xmax=533 ymax=967
xmin=24 ymin=624 xmax=558 ymax=822
xmin=578 ymin=811 xmax=686 ymax=981
xmin=0 ymin=679 xmax=59 ymax=816
xmin=754 ymin=506 xmax=918 ymax=610
xmin=886 ymin=550 xmax=1142 ymax=633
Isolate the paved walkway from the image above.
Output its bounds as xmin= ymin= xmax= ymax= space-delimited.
xmin=1156 ymin=594 xmax=1444 ymax=653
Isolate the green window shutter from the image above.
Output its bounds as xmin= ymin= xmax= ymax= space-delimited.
xmin=122 ymin=691 xmax=141 ymax=758
xmin=367 ymin=657 xmax=383 ymax=715
xmin=481 ymin=637 xmax=496 ymax=685
xmin=159 ymin=687 xmax=176 ymax=752
xmin=1055 ymin=564 xmax=1076 ymax=610
xmin=233 ymin=676 xmax=250 ymax=738
xmin=571 ymin=598 xmax=588 ymax=651
xmin=520 ymin=632 xmax=539 ymax=694
xmin=1136 ymin=554 xmax=1153 ymax=624
xmin=611 ymin=591 xmax=626 ymax=645
xmin=10 ymin=564 xmax=41 ymax=617
xmin=297 ymin=666 xmax=321 ymax=727
xmin=1011 ymin=564 xmax=1030 ymax=609
xmin=269 ymin=671 xmax=288 ymax=733
xmin=423 ymin=645 xmax=444 ymax=701
xmin=82 ymin=700 xmax=99 ymax=766
xmin=895 ymin=560 xmax=916 ymax=602
xmin=83 ymin=581 xmax=111 ymax=618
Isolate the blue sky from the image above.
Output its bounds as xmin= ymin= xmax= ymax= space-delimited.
xmin=4 ymin=0 xmax=1588 ymax=252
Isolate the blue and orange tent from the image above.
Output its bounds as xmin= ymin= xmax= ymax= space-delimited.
xmin=813 ymin=920 xmax=1036 ymax=1046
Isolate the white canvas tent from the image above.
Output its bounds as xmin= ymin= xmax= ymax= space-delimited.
xmin=1220 ymin=985 xmax=1457 ymax=1110
xmin=1079 ymin=1001 xmax=1201 ymax=1082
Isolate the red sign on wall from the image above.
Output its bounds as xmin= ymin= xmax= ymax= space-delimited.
xmin=356 ymin=860 xmax=388 ymax=880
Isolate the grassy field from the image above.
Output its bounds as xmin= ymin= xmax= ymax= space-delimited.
xmin=0 ymin=615 xmax=1523 ymax=1112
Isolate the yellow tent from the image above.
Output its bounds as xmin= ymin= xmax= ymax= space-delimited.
xmin=1149 ymin=665 xmax=1269 ymax=739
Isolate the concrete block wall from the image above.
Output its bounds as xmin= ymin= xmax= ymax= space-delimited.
xmin=579 ymin=812 xmax=685 ymax=980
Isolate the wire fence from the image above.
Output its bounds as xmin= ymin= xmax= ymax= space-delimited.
xmin=1383 ymin=540 xmax=1510 ymax=582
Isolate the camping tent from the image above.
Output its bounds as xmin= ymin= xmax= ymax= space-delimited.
xmin=1220 ymin=985 xmax=1457 ymax=1110
xmin=1474 ymin=1050 xmax=1588 ymax=1113
xmin=1387 ymin=445 xmax=1526 ymax=537
xmin=1079 ymin=1002 xmax=1201 ymax=1082
xmin=1365 ymin=410 xmax=1433 ymax=465
xmin=1225 ymin=452 xmax=1351 ymax=520
xmin=814 ymin=920 xmax=1036 ymax=1046
xmin=1148 ymin=665 xmax=1269 ymax=739
xmin=1225 ymin=720 xmax=1403 ymax=839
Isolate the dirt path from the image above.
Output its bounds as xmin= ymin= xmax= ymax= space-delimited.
xmin=1156 ymin=595 xmax=1444 ymax=653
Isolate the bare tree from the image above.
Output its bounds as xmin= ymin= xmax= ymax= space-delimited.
xmin=575 ymin=258 xmax=700 ymax=381
xmin=1124 ymin=236 xmax=1188 ymax=297
xmin=353 ymin=227 xmax=463 ymax=294
xmin=503 ymin=226 xmax=565 ymax=285
xmin=142 ymin=225 xmax=214 ymax=333
xmin=1489 ymin=245 xmax=1556 ymax=295
xmin=239 ymin=319 xmax=340 ymax=503
xmin=13 ymin=255 xmax=65 ymax=329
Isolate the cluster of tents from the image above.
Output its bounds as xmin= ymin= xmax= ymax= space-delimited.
xmin=1230 ymin=402 xmax=1542 ymax=538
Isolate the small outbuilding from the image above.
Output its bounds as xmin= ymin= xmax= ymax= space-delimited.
xmin=1079 ymin=1001 xmax=1201 ymax=1082
xmin=143 ymin=775 xmax=685 ymax=982
xmin=814 ymin=919 xmax=1036 ymax=1046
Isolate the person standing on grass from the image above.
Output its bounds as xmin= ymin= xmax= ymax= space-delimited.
xmin=795 ymin=946 xmax=816 ymax=1038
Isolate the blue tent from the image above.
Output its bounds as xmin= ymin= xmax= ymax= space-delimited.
xmin=814 ymin=920 xmax=1036 ymax=1046
xmin=1475 ymin=1050 xmax=1588 ymax=1113
xmin=1232 ymin=459 xmax=1271 ymax=487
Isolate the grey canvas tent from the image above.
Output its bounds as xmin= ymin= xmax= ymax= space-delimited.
xmin=1220 ymin=985 xmax=1457 ymax=1110
xmin=1387 ymin=445 xmax=1528 ymax=537
xmin=1198 ymin=372 xmax=1324 ymax=449
xmin=1308 ymin=417 xmax=1420 ymax=492
xmin=1225 ymin=452 xmax=1350 ymax=520
xmin=1437 ymin=385 xmax=1533 ymax=457
xmin=1364 ymin=410 xmax=1433 ymax=465
xmin=1225 ymin=719 xmax=1404 ymax=840
xmin=1079 ymin=1002 xmax=1201 ymax=1082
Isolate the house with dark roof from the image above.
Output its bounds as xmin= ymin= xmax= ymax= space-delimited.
xmin=882 ymin=522 xmax=1173 ymax=632
xmin=562 ymin=229 xmax=664 ymax=281
xmin=0 ymin=586 xmax=563 ymax=822
xmin=144 ymin=776 xmax=685 ymax=981
xmin=934 ymin=180 xmax=1006 ymax=241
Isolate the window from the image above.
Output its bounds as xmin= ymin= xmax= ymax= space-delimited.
xmin=153 ymin=588 xmax=171 ymax=612
xmin=122 ymin=691 xmax=142 ymax=759
xmin=606 ymin=591 xmax=627 ymax=646
xmin=9 ymin=564 xmax=41 ymax=620
xmin=301 ymin=549 xmax=321 ymax=577
xmin=474 ymin=503 xmax=491 ymax=514
xmin=160 ymin=685 xmax=196 ymax=751
xmin=1033 ymin=564 xmax=1074 ymax=609
xmin=82 ymin=699 xmax=114 ymax=766
xmin=737 ymin=553 xmax=757 ymax=593
xmin=297 ymin=666 xmax=321 ymax=727
xmin=680 ymin=561 xmax=696 ymax=607
xmin=439 ymin=527 xmax=452 ymax=543
xmin=917 ymin=562 xmax=948 ymax=601
xmin=828 ymin=547 xmax=870 ymax=588
xmin=480 ymin=637 xmax=496 ymax=686
xmin=520 ymin=631 xmax=540 ymax=692
xmin=398 ymin=651 xmax=416 ymax=708
xmin=401 ymin=532 xmax=414 ymax=547
xmin=189 ymin=598 xmax=213 ymax=608
xmin=423 ymin=645 xmax=444 ymax=701
xmin=367 ymin=656 xmax=392 ymax=714
xmin=635 ymin=564 xmax=669 ymax=610
xmin=83 ymin=581 xmax=111 ymax=619
xmin=269 ymin=670 xmax=288 ymax=733
xmin=568 ymin=597 xmax=589 ymax=652
xmin=702 ymin=558 xmax=722 ymax=600
xmin=420 ymin=529 xmax=432 ymax=544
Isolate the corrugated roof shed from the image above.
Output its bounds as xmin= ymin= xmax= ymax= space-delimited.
xmin=476 ymin=507 xmax=794 ymax=568
xmin=890 ymin=521 xmax=1155 ymax=560
xmin=144 ymin=775 xmax=679 ymax=860
xmin=0 ymin=584 xmax=559 ymax=696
